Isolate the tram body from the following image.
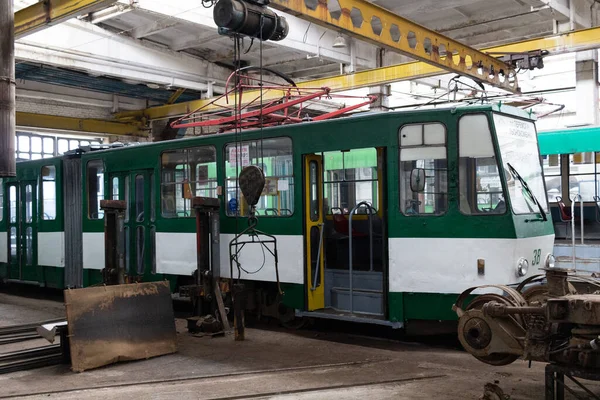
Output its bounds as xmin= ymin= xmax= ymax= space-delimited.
xmin=0 ymin=104 xmax=554 ymax=327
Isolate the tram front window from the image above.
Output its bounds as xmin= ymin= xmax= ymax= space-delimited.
xmin=493 ymin=113 xmax=548 ymax=215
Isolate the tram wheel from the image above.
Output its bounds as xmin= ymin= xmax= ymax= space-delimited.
xmin=277 ymin=303 xmax=308 ymax=329
xmin=461 ymin=295 xmax=520 ymax=366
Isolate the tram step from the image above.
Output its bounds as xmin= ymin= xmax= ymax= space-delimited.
xmin=330 ymin=287 xmax=383 ymax=316
xmin=554 ymin=245 xmax=600 ymax=273
xmin=555 ymin=256 xmax=600 ymax=273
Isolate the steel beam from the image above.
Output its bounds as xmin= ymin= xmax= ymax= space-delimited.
xmin=17 ymin=112 xmax=146 ymax=137
xmin=0 ymin=0 xmax=16 ymax=176
xmin=269 ymin=0 xmax=519 ymax=93
xmin=15 ymin=0 xmax=116 ymax=40
xmin=116 ymin=26 xmax=600 ymax=122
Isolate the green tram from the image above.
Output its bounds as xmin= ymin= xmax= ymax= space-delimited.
xmin=0 ymin=104 xmax=555 ymax=328
xmin=539 ymin=125 xmax=600 ymax=230
xmin=538 ymin=125 xmax=600 ymax=271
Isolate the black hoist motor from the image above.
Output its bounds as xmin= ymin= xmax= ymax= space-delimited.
xmin=213 ymin=0 xmax=289 ymax=41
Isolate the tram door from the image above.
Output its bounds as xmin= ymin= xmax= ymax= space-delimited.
xmin=7 ymin=182 xmax=37 ymax=282
xmin=109 ymin=170 xmax=155 ymax=281
xmin=304 ymin=147 xmax=387 ymax=317
xmin=304 ymin=155 xmax=325 ymax=311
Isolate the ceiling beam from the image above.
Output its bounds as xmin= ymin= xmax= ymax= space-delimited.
xmin=17 ymin=112 xmax=146 ymax=136
xmin=269 ymin=0 xmax=519 ymax=93
xmin=537 ymin=0 xmax=591 ymax=29
xmin=115 ymin=26 xmax=600 ymax=123
xmin=15 ymin=0 xmax=116 ymax=39
xmin=131 ymin=19 xmax=179 ymax=39
xmin=88 ymin=3 xmax=134 ymax=24
xmin=170 ymin=32 xmax=222 ymax=52
xmin=127 ymin=0 xmax=376 ymax=68
xmin=16 ymin=19 xmax=232 ymax=92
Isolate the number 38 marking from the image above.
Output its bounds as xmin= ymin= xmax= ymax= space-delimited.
xmin=532 ymin=249 xmax=541 ymax=266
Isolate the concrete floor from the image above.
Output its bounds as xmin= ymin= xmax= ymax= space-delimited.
xmin=0 ymin=291 xmax=598 ymax=400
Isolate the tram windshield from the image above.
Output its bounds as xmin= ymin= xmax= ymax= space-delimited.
xmin=493 ymin=113 xmax=549 ymax=215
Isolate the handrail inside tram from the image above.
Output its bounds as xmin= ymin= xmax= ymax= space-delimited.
xmin=311 ymin=222 xmax=325 ymax=292
xmin=571 ymin=194 xmax=584 ymax=271
xmin=348 ymin=201 xmax=375 ymax=314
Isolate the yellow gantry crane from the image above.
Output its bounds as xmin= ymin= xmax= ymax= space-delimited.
xmin=14 ymin=0 xmax=117 ymax=39
xmin=269 ymin=0 xmax=520 ymax=93
xmin=116 ymin=26 xmax=600 ymax=123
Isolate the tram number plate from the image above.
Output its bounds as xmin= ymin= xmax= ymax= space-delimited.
xmin=532 ymin=249 xmax=541 ymax=266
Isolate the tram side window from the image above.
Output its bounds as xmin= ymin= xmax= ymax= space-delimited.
xmin=542 ymin=154 xmax=561 ymax=203
xmin=225 ymin=138 xmax=294 ymax=217
xmin=0 ymin=179 xmax=3 ymax=222
xmin=568 ymin=152 xmax=599 ymax=201
xmin=399 ymin=123 xmax=447 ymax=216
xmin=41 ymin=165 xmax=57 ymax=220
xmin=458 ymin=114 xmax=504 ymax=215
xmin=87 ymin=160 xmax=104 ymax=219
xmin=323 ymin=148 xmax=378 ymax=214
xmin=161 ymin=146 xmax=217 ymax=218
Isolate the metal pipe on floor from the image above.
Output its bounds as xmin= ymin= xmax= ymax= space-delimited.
xmin=0 ymin=0 xmax=16 ymax=177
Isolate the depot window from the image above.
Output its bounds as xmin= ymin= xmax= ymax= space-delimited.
xmin=41 ymin=165 xmax=57 ymax=220
xmin=399 ymin=123 xmax=448 ymax=216
xmin=225 ymin=138 xmax=294 ymax=217
xmin=87 ymin=160 xmax=104 ymax=220
xmin=568 ymin=152 xmax=600 ymax=202
xmin=458 ymin=114 xmax=505 ymax=215
xmin=161 ymin=146 xmax=217 ymax=218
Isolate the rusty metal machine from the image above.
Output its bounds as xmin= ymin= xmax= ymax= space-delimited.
xmin=454 ymin=268 xmax=600 ymax=398
xmin=184 ymin=196 xmax=231 ymax=336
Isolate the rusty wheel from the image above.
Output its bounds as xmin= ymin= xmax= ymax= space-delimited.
xmin=521 ymin=284 xmax=549 ymax=305
xmin=461 ymin=294 xmax=520 ymax=366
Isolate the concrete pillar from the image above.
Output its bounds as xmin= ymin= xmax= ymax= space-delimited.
xmin=575 ymin=50 xmax=599 ymax=126
xmin=369 ymin=49 xmax=390 ymax=112
xmin=369 ymin=85 xmax=391 ymax=112
xmin=0 ymin=0 xmax=16 ymax=176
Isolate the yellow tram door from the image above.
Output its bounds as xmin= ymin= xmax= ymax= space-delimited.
xmin=304 ymin=154 xmax=325 ymax=311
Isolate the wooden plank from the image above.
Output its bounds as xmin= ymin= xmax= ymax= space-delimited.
xmin=214 ymin=283 xmax=231 ymax=332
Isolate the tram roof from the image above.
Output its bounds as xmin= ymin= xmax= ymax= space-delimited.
xmin=538 ymin=125 xmax=600 ymax=155
xmin=22 ymin=103 xmax=535 ymax=160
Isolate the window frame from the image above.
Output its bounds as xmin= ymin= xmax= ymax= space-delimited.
xmin=322 ymin=148 xmax=380 ymax=215
xmin=86 ymin=159 xmax=105 ymax=220
xmin=0 ymin=178 xmax=3 ymax=223
xmin=160 ymin=145 xmax=218 ymax=219
xmin=398 ymin=122 xmax=449 ymax=217
xmin=457 ymin=113 xmax=507 ymax=216
xmin=40 ymin=165 xmax=57 ymax=221
xmin=568 ymin=152 xmax=599 ymax=202
xmin=542 ymin=153 xmax=562 ymax=203
xmin=223 ymin=136 xmax=295 ymax=218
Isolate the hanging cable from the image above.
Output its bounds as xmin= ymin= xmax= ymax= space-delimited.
xmin=259 ymin=14 xmax=265 ymax=168
xmin=234 ymin=34 xmax=242 ymax=283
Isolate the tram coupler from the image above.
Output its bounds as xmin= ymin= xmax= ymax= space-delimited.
xmin=99 ymin=200 xmax=126 ymax=285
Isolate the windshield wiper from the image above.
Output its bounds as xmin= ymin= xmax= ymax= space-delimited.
xmin=506 ymin=163 xmax=547 ymax=221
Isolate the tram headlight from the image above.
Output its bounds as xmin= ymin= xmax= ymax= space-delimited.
xmin=545 ymin=254 xmax=556 ymax=269
xmin=516 ymin=257 xmax=529 ymax=277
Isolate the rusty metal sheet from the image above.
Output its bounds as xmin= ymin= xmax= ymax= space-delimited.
xmin=64 ymin=281 xmax=177 ymax=372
